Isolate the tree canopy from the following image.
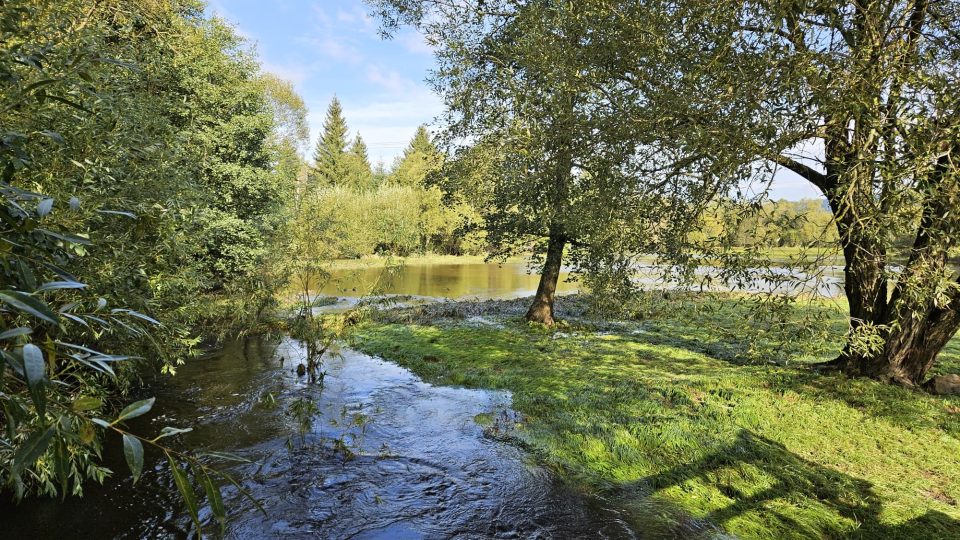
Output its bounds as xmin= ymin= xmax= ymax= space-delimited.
xmin=369 ymin=0 xmax=960 ymax=383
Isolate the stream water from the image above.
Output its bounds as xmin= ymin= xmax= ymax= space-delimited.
xmin=1 ymin=337 xmax=636 ymax=539
xmin=3 ymin=260 xmax=844 ymax=538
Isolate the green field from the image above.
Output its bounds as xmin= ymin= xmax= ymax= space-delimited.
xmin=352 ymin=295 xmax=960 ymax=539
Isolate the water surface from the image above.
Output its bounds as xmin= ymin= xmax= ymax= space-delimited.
xmin=1 ymin=338 xmax=635 ymax=539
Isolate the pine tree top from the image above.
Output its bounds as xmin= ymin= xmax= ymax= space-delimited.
xmin=405 ymin=125 xmax=436 ymax=157
xmin=311 ymin=96 xmax=351 ymax=185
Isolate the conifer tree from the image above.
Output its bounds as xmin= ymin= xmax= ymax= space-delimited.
xmin=346 ymin=133 xmax=374 ymax=190
xmin=311 ymin=96 xmax=350 ymax=186
xmin=407 ymin=125 xmax=434 ymax=156
xmin=391 ymin=125 xmax=442 ymax=186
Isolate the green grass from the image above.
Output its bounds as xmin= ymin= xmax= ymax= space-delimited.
xmin=351 ymin=297 xmax=960 ymax=539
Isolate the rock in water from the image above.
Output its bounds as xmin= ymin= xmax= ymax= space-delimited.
xmin=296 ymin=363 xmax=306 ymax=377
xmin=924 ymin=374 xmax=960 ymax=395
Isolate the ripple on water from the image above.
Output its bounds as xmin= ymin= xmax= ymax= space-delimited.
xmin=0 ymin=337 xmax=639 ymax=540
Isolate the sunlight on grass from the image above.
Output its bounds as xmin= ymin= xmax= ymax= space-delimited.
xmin=353 ymin=299 xmax=960 ymax=538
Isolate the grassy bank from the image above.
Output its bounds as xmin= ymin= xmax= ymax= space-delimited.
xmin=351 ymin=296 xmax=960 ymax=539
xmin=326 ymin=247 xmax=845 ymax=272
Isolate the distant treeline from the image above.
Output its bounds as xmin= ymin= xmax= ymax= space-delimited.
xmin=294 ymin=99 xmax=484 ymax=258
xmin=691 ymin=199 xmax=838 ymax=248
xmin=302 ymin=101 xmax=840 ymax=259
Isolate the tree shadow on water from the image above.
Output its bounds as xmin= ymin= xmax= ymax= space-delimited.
xmin=628 ymin=430 xmax=960 ymax=539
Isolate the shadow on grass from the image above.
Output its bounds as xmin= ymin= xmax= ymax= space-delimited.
xmin=627 ymin=324 xmax=960 ymax=438
xmin=631 ymin=429 xmax=960 ymax=539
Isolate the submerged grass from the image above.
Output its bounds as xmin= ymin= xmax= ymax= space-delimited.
xmin=352 ymin=295 xmax=960 ymax=539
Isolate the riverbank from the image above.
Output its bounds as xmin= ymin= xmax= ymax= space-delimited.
xmin=326 ymin=247 xmax=846 ymax=271
xmin=351 ymin=294 xmax=960 ymax=539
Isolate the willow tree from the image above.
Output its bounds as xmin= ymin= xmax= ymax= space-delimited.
xmin=586 ymin=0 xmax=960 ymax=386
xmin=370 ymin=0 xmax=674 ymax=325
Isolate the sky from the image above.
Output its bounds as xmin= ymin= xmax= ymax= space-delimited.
xmin=206 ymin=0 xmax=821 ymax=200
xmin=206 ymin=0 xmax=443 ymax=168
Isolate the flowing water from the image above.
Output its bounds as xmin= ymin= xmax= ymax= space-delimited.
xmin=1 ymin=337 xmax=636 ymax=539
xmin=3 ymin=260 xmax=841 ymax=538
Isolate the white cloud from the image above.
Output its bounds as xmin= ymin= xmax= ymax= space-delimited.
xmin=261 ymin=61 xmax=311 ymax=85
xmin=396 ymin=31 xmax=434 ymax=55
xmin=365 ymin=65 xmax=423 ymax=94
xmin=300 ymin=36 xmax=365 ymax=64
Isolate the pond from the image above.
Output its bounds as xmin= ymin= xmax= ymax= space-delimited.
xmin=313 ymin=260 xmax=844 ymax=303
xmin=0 ymin=337 xmax=637 ymax=538
xmin=316 ymin=261 xmax=579 ymax=300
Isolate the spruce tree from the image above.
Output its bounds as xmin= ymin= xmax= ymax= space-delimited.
xmin=346 ymin=133 xmax=374 ymax=190
xmin=391 ymin=125 xmax=442 ymax=186
xmin=311 ymin=96 xmax=350 ymax=186
xmin=407 ymin=125 xmax=434 ymax=156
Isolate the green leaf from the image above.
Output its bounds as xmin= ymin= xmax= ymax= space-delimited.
xmin=72 ymin=396 xmax=102 ymax=412
xmin=194 ymin=464 xmax=226 ymax=534
xmin=90 ymin=418 xmax=111 ymax=428
xmin=22 ymin=343 xmax=46 ymax=417
xmin=167 ymin=453 xmax=201 ymax=533
xmin=113 ymin=397 xmax=155 ymax=424
xmin=154 ymin=426 xmax=192 ymax=441
xmin=35 ymin=228 xmax=92 ymax=245
xmin=0 ymin=290 xmax=60 ymax=324
xmin=36 ymin=281 xmax=87 ymax=292
xmin=54 ymin=438 xmax=69 ymax=497
xmin=13 ymin=425 xmax=55 ymax=475
xmin=122 ymin=434 xmax=144 ymax=484
xmin=111 ymin=309 xmax=161 ymax=326
xmin=37 ymin=198 xmax=53 ymax=217
xmin=97 ymin=209 xmax=137 ymax=218
xmin=0 ymin=327 xmax=31 ymax=340
xmin=200 ymin=451 xmax=253 ymax=463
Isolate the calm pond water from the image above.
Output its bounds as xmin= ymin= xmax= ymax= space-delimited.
xmin=0 ymin=337 xmax=637 ymax=539
xmin=316 ymin=261 xmax=579 ymax=300
xmin=315 ymin=260 xmax=843 ymax=302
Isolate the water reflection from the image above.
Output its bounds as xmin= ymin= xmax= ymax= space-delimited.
xmin=317 ymin=262 xmax=579 ymax=300
xmin=315 ymin=261 xmax=844 ymax=301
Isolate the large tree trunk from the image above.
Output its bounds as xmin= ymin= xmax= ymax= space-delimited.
xmin=825 ymin=150 xmax=960 ymax=386
xmin=526 ymin=230 xmax=566 ymax=325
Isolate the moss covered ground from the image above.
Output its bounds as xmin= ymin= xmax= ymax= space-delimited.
xmin=351 ymin=295 xmax=960 ymax=539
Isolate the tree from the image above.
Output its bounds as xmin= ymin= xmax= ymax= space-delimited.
xmin=1 ymin=0 xmax=292 ymax=512
xmin=311 ymin=96 xmax=351 ymax=187
xmin=390 ymin=126 xmax=443 ymax=188
xmin=346 ymin=133 xmax=374 ymax=190
xmin=582 ymin=0 xmax=960 ymax=385
xmin=370 ymin=1 xmax=669 ymax=325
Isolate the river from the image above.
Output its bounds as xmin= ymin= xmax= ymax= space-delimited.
xmin=313 ymin=259 xmax=843 ymax=304
xmin=1 ymin=336 xmax=635 ymax=539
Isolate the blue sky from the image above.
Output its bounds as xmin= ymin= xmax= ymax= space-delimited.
xmin=207 ymin=0 xmax=443 ymax=168
xmin=207 ymin=1 xmax=821 ymax=200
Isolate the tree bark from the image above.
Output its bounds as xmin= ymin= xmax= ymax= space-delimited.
xmin=526 ymin=230 xmax=566 ymax=325
xmin=823 ymin=147 xmax=960 ymax=386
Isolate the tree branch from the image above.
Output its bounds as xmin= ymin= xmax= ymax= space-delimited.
xmin=768 ymin=153 xmax=832 ymax=193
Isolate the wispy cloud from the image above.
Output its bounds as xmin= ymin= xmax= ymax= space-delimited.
xmin=396 ymin=31 xmax=434 ymax=55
